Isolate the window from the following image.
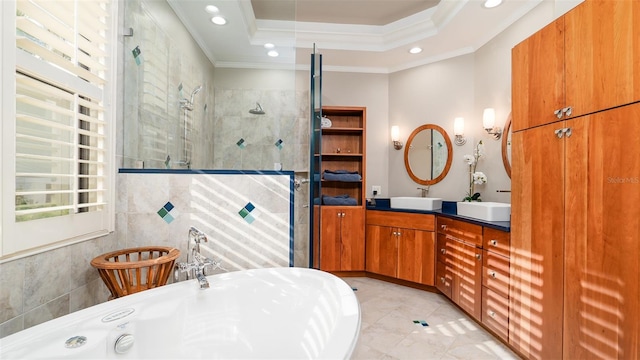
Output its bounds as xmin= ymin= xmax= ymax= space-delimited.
xmin=1 ymin=0 xmax=116 ymax=258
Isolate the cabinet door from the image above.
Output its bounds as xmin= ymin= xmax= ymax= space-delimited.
xmin=365 ymin=224 xmax=396 ymax=277
xmin=455 ymin=241 xmax=482 ymax=321
xmin=512 ymin=17 xmax=565 ymax=131
xmin=563 ymin=103 xmax=640 ymax=359
xmin=319 ymin=207 xmax=344 ymax=271
xmin=340 ymin=207 xmax=365 ymax=271
xmin=564 ymin=0 xmax=640 ymax=118
xmin=510 ymin=124 xmax=565 ymax=359
xmin=398 ymin=229 xmax=435 ymax=285
xmin=436 ymin=234 xmax=454 ymax=298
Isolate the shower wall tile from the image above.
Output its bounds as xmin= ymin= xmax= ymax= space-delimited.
xmin=213 ymin=89 xmax=309 ymax=172
xmin=123 ymin=0 xmax=216 ymax=169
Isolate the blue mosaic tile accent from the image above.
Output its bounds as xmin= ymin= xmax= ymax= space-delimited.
xmin=275 ymin=139 xmax=283 ymax=150
xmin=158 ymin=201 xmax=176 ymax=224
xmin=413 ymin=320 xmax=429 ymax=327
xmin=237 ymin=138 xmax=246 ymax=149
xmin=238 ymin=202 xmax=258 ymax=224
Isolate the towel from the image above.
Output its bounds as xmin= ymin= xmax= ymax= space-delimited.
xmin=323 ymin=170 xmax=361 ymax=182
xmin=322 ymin=194 xmax=358 ymax=206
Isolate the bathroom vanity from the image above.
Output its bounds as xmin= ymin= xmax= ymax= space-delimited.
xmin=365 ymin=200 xmax=511 ymax=343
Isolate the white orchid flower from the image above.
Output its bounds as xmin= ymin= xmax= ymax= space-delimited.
xmin=463 ymin=154 xmax=475 ymax=165
xmin=473 ymin=171 xmax=487 ymax=184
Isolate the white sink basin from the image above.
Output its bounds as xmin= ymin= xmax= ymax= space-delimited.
xmin=456 ymin=201 xmax=511 ymax=222
xmin=390 ymin=197 xmax=443 ymax=211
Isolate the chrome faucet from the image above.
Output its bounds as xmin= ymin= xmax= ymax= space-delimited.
xmin=174 ymin=227 xmax=224 ymax=289
xmin=417 ymin=186 xmax=430 ymax=197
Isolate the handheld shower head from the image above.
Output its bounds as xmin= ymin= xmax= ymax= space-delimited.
xmin=249 ymin=102 xmax=265 ymax=115
xmin=189 ymin=85 xmax=203 ymax=103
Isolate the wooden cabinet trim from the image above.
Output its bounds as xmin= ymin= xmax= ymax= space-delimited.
xmin=366 ymin=210 xmax=435 ymax=231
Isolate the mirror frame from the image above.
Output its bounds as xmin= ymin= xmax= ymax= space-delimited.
xmin=501 ymin=113 xmax=512 ymax=178
xmin=403 ymin=124 xmax=453 ymax=185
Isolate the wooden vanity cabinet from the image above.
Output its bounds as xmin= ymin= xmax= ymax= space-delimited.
xmin=365 ymin=211 xmax=435 ymax=286
xmin=481 ymin=228 xmax=511 ymax=342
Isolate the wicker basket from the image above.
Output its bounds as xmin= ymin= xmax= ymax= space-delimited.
xmin=91 ymin=246 xmax=181 ymax=300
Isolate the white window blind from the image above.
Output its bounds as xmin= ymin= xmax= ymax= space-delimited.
xmin=1 ymin=0 xmax=115 ymax=257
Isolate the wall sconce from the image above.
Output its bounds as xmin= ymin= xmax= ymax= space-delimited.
xmin=391 ymin=126 xmax=403 ymax=150
xmin=453 ymin=117 xmax=466 ymax=146
xmin=483 ymin=108 xmax=502 ymax=140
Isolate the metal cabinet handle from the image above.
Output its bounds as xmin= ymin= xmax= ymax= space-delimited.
xmin=475 ymin=254 xmax=482 ymax=260
xmin=440 ymin=224 xmax=447 ymax=230
xmin=489 ymin=310 xmax=496 ymax=318
xmin=440 ymin=248 xmax=446 ymax=254
xmin=440 ymin=277 xmax=446 ymax=284
xmin=555 ymin=129 xmax=564 ymax=138
xmin=490 ymin=239 xmax=498 ymax=246
xmin=564 ymin=127 xmax=572 ymax=138
xmin=489 ymin=271 xmax=497 ymax=279
xmin=563 ymin=106 xmax=572 ymax=117
xmin=554 ymin=109 xmax=563 ymax=119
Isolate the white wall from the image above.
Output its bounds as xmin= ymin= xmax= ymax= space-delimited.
xmin=385 ymin=0 xmax=575 ymax=203
xmin=319 ymin=72 xmax=390 ymax=199
xmin=388 ymin=54 xmax=475 ymax=201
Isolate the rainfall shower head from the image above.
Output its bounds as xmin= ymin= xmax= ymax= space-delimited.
xmin=249 ymin=102 xmax=265 ymax=115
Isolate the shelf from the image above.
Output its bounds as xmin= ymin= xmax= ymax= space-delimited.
xmin=317 ymin=153 xmax=363 ymax=157
xmin=321 ymin=127 xmax=364 ymax=134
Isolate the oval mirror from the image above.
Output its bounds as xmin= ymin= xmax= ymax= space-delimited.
xmin=502 ymin=113 xmax=512 ymax=178
xmin=403 ymin=124 xmax=453 ymax=185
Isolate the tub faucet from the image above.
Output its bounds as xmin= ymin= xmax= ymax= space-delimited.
xmin=417 ymin=186 xmax=430 ymax=197
xmin=174 ymin=227 xmax=225 ymax=289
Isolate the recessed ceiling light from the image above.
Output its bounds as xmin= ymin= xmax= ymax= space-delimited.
xmin=205 ymin=5 xmax=219 ymax=13
xmin=267 ymin=50 xmax=279 ymax=57
xmin=211 ymin=16 xmax=226 ymax=25
xmin=264 ymin=43 xmax=275 ymax=49
xmin=483 ymin=0 xmax=503 ymax=8
xmin=409 ymin=47 xmax=423 ymax=54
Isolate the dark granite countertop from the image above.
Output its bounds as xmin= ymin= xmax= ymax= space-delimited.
xmin=366 ymin=198 xmax=510 ymax=232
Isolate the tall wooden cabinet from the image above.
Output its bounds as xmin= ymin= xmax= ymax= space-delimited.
xmin=562 ymin=105 xmax=640 ymax=359
xmin=511 ymin=1 xmax=640 ymax=358
xmin=512 ymin=0 xmax=640 ymax=132
xmin=314 ymin=106 xmax=366 ymax=272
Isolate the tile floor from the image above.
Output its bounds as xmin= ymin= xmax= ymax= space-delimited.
xmin=342 ymin=277 xmax=520 ymax=360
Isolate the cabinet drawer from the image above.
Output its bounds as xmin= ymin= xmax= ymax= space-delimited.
xmin=367 ymin=210 xmax=435 ymax=231
xmin=436 ymin=261 xmax=452 ymax=299
xmin=436 ymin=233 xmax=453 ymax=265
xmin=482 ymin=250 xmax=510 ymax=299
xmin=483 ymin=227 xmax=510 ymax=258
xmin=482 ymin=286 xmax=509 ymax=342
xmin=437 ymin=216 xmax=483 ymax=247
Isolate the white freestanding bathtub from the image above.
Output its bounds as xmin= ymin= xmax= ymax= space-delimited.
xmin=0 ymin=267 xmax=361 ymax=359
